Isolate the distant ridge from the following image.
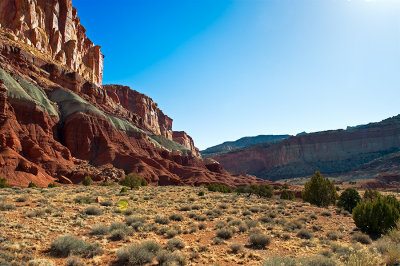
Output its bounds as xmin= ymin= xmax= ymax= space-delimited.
xmin=201 ymin=135 xmax=291 ymax=158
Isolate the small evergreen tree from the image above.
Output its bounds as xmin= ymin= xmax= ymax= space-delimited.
xmin=302 ymin=171 xmax=338 ymax=207
xmin=119 ymin=174 xmax=147 ymax=190
xmin=0 ymin=178 xmax=10 ymax=188
xmin=363 ymin=189 xmax=381 ymax=202
xmin=337 ymin=188 xmax=361 ymax=212
xmin=353 ymin=195 xmax=400 ymax=235
xmin=82 ymin=176 xmax=93 ymax=186
xmin=28 ymin=182 xmax=37 ymax=188
xmin=280 ymin=189 xmax=295 ymax=200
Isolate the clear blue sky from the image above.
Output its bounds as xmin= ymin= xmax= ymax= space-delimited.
xmin=74 ymin=0 xmax=400 ymax=150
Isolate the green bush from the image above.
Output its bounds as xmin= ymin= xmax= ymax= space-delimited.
xmin=82 ymin=176 xmax=92 ymax=186
xmin=236 ymin=184 xmax=273 ymax=198
xmin=363 ymin=189 xmax=381 ymax=202
xmin=280 ymin=189 xmax=295 ymax=200
xmin=249 ymin=230 xmax=270 ymax=249
xmin=120 ymin=187 xmax=128 ymax=193
xmin=0 ymin=178 xmax=10 ymax=188
xmin=47 ymin=183 xmax=57 ymax=188
xmin=119 ymin=174 xmax=148 ymax=190
xmin=303 ymin=171 xmax=338 ymax=207
xmin=28 ymin=182 xmax=37 ymax=188
xmin=337 ymin=188 xmax=361 ymax=212
xmin=352 ymin=195 xmax=400 ymax=235
xmin=198 ymin=191 xmax=205 ymax=196
xmin=206 ymin=183 xmax=232 ymax=193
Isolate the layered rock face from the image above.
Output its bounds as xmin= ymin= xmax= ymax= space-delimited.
xmin=213 ymin=116 xmax=400 ymax=180
xmin=0 ymin=0 xmax=259 ymax=187
xmin=104 ymin=85 xmax=173 ymax=140
xmin=173 ymin=131 xmax=201 ymax=157
xmin=0 ymin=0 xmax=103 ymax=86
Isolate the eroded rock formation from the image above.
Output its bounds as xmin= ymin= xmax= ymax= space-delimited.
xmin=0 ymin=0 xmax=261 ymax=187
xmin=0 ymin=0 xmax=103 ymax=86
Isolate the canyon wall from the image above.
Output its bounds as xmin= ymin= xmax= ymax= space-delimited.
xmin=0 ymin=0 xmax=258 ymax=187
xmin=0 ymin=0 xmax=103 ymax=86
xmin=213 ymin=116 xmax=400 ymax=180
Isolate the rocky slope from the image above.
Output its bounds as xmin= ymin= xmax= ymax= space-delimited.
xmin=0 ymin=0 xmax=260 ymax=187
xmin=213 ymin=116 xmax=400 ymax=181
xmin=201 ymin=135 xmax=291 ymax=158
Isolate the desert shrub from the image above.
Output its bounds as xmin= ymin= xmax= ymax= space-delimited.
xmin=117 ymin=240 xmax=161 ymax=265
xmin=90 ymin=224 xmax=109 ymax=235
xmin=0 ymin=178 xmax=10 ymax=188
xmin=99 ymin=181 xmax=114 ymax=186
xmin=155 ymin=216 xmax=170 ymax=225
xmin=0 ymin=202 xmax=16 ymax=211
xmin=245 ymin=219 xmax=259 ymax=229
xmin=198 ymin=191 xmax=205 ymax=196
xmin=352 ymin=195 xmax=400 ymax=235
xmin=65 ymin=256 xmax=84 ymax=266
xmin=166 ymin=238 xmax=185 ymax=251
xmin=280 ymin=189 xmax=295 ymax=200
xmin=28 ymin=182 xmax=37 ymax=188
xmin=206 ymin=183 xmax=232 ymax=193
xmin=47 ymin=183 xmax=57 ymax=188
xmin=198 ymin=222 xmax=207 ymax=230
xmin=297 ymin=229 xmax=313 ymax=239
xmin=120 ymin=187 xmax=128 ymax=193
xmin=216 ymin=228 xmax=234 ymax=239
xmin=26 ymin=209 xmax=45 ymax=218
xmin=249 ymin=230 xmax=270 ymax=249
xmin=240 ymin=184 xmax=273 ymax=198
xmin=169 ymin=213 xmax=183 ymax=221
xmin=303 ymin=171 xmax=338 ymax=207
xmin=229 ymin=243 xmax=243 ymax=254
xmin=84 ymin=206 xmax=102 ymax=216
xmin=337 ymin=188 xmax=361 ymax=212
xmin=119 ymin=174 xmax=148 ymax=190
xmin=326 ymin=231 xmax=340 ymax=241
xmin=50 ymin=235 xmax=102 ymax=257
xmin=363 ymin=189 xmax=381 ymax=202
xmin=165 ymin=228 xmax=179 ymax=238
xmin=73 ymin=196 xmax=95 ymax=204
xmin=126 ymin=216 xmax=146 ymax=231
xmin=109 ymin=223 xmax=132 ymax=241
xmin=321 ymin=211 xmax=332 ymax=217
xmin=82 ymin=176 xmax=92 ymax=186
xmin=264 ymin=255 xmax=336 ymax=266
xmin=351 ymin=232 xmax=372 ymax=244
xmin=100 ymin=200 xmax=113 ymax=207
xmin=157 ymin=251 xmax=186 ymax=266
xmin=179 ymin=205 xmax=191 ymax=211
xmin=16 ymin=195 xmax=28 ymax=202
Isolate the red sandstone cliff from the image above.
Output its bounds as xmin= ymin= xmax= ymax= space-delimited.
xmin=0 ymin=0 xmax=103 ymax=86
xmin=213 ymin=116 xmax=400 ymax=181
xmin=0 ymin=0 xmax=259 ymax=187
xmin=173 ymin=131 xmax=201 ymax=157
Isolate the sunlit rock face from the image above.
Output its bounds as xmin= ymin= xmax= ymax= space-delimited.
xmin=0 ymin=0 xmax=103 ymax=86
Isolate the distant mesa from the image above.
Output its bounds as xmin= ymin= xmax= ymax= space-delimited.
xmin=201 ymin=135 xmax=291 ymax=158
xmin=210 ymin=115 xmax=400 ymax=181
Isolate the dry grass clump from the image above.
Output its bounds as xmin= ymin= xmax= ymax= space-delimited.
xmin=117 ymin=240 xmax=161 ymax=265
xmin=83 ymin=206 xmax=102 ymax=216
xmin=249 ymin=230 xmax=270 ymax=249
xmin=50 ymin=235 xmax=102 ymax=258
xmin=351 ymin=232 xmax=372 ymax=244
xmin=166 ymin=238 xmax=185 ymax=251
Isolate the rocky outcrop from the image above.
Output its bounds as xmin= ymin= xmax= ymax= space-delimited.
xmin=0 ymin=0 xmax=103 ymax=86
xmin=213 ymin=116 xmax=400 ymax=181
xmin=104 ymin=85 xmax=173 ymax=140
xmin=0 ymin=0 xmax=260 ymax=187
xmin=173 ymin=131 xmax=201 ymax=157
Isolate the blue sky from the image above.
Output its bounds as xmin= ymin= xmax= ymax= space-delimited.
xmin=74 ymin=0 xmax=400 ymax=150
